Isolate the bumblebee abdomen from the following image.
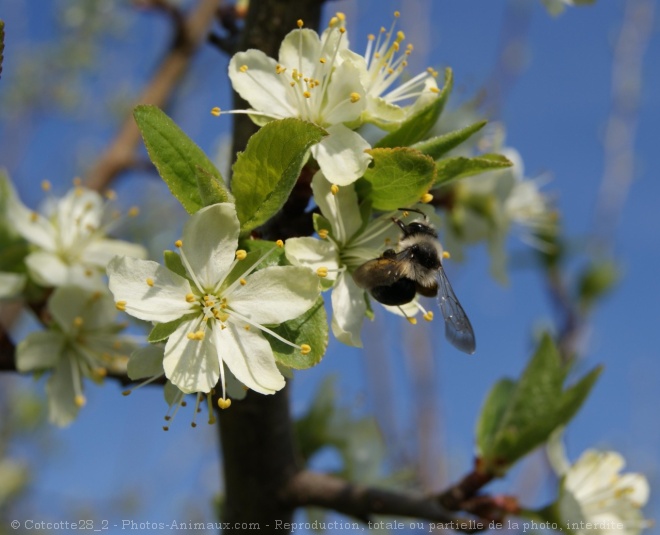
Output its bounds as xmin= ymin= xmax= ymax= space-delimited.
xmin=370 ymin=278 xmax=417 ymax=306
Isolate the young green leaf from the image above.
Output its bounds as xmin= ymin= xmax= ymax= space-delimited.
xmin=147 ymin=314 xmax=197 ymax=343
xmin=435 ymin=153 xmax=512 ymax=186
xmin=195 ymin=165 xmax=233 ymax=207
xmin=375 ymin=68 xmax=453 ymax=149
xmin=356 ymin=147 xmax=436 ymax=210
xmin=163 ymin=250 xmax=187 ymax=278
xmin=133 ymin=105 xmax=229 ymax=214
xmin=476 ymin=334 xmax=600 ymax=474
xmin=412 ymin=121 xmax=487 ymax=160
xmin=265 ymin=297 xmax=328 ymax=369
xmin=231 ymin=118 xmax=326 ymax=233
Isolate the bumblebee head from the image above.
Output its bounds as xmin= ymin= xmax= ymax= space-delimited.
xmin=392 ymin=208 xmax=437 ymax=238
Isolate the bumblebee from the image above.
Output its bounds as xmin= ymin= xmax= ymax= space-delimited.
xmin=352 ymin=209 xmax=476 ymax=354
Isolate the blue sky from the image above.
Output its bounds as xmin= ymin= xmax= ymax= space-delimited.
xmin=1 ymin=0 xmax=659 ymax=532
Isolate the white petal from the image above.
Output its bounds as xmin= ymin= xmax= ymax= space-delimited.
xmin=319 ymin=60 xmax=366 ymax=125
xmin=181 ymin=203 xmax=239 ymax=290
xmin=164 ymin=318 xmax=219 ymax=394
xmin=229 ymin=51 xmax=296 ymax=119
xmin=48 ymin=286 xmax=116 ymax=333
xmin=365 ymin=95 xmax=406 ymax=126
xmin=3 ymin=178 xmax=56 ymax=250
xmin=45 ymin=355 xmax=80 ymax=427
xmin=311 ymin=125 xmax=372 ymax=186
xmin=224 ymin=368 xmax=248 ymax=400
xmin=229 ymin=266 xmax=319 ymax=324
xmin=278 ymin=29 xmax=322 ymax=82
xmin=330 ymin=272 xmax=366 ymax=347
xmin=25 ymin=251 xmax=104 ymax=290
xmin=82 ymin=239 xmax=148 ymax=268
xmin=127 ymin=345 xmax=165 ymax=380
xmin=214 ymin=322 xmax=284 ymax=395
xmin=311 ymin=171 xmax=363 ymax=243
xmin=16 ymin=331 xmax=65 ymax=371
xmin=0 ymin=272 xmax=26 ymax=299
xmin=284 ymin=237 xmax=340 ymax=282
xmin=54 ymin=188 xmax=104 ymax=250
xmin=107 ymin=256 xmax=194 ymax=323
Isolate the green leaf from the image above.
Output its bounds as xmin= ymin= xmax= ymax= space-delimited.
xmin=375 ymin=67 xmax=453 ymax=148
xmin=127 ymin=345 xmax=164 ymax=380
xmin=231 ymin=118 xmax=326 ymax=233
xmin=412 ymin=121 xmax=487 ymax=160
xmin=577 ymin=261 xmax=619 ymax=312
xmin=477 ymin=334 xmax=600 ymax=473
xmin=435 ymin=153 xmax=512 ymax=186
xmin=356 ymin=148 xmax=436 ymax=210
xmin=148 ymin=314 xmax=197 ymax=343
xmin=265 ymin=297 xmax=328 ymax=369
xmin=475 ymin=379 xmax=516 ymax=458
xmin=195 ymin=164 xmax=233 ymax=206
xmin=163 ymin=250 xmax=187 ymax=278
xmin=133 ymin=105 xmax=228 ymax=214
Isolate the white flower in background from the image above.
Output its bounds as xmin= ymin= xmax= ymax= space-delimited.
xmin=542 ymin=0 xmax=576 ymax=16
xmin=15 ymin=286 xmax=137 ymax=426
xmin=1 ymin=176 xmax=147 ymax=290
xmin=550 ymin=443 xmax=651 ymax=535
xmin=107 ymin=203 xmax=320 ymax=402
xmin=221 ymin=15 xmax=371 ymax=186
xmin=340 ymin=11 xmax=441 ymax=128
xmin=285 ymin=172 xmax=430 ymax=347
xmin=0 ymin=272 xmax=26 ymax=299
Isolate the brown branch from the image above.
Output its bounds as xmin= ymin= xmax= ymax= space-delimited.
xmin=85 ymin=0 xmax=220 ymax=191
xmin=283 ymin=470 xmax=485 ymax=531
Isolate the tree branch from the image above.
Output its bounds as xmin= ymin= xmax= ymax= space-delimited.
xmin=283 ymin=470 xmax=485 ymax=531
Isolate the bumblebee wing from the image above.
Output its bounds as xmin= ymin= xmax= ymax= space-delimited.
xmin=436 ymin=265 xmax=476 ymax=354
xmin=352 ymin=257 xmax=406 ymax=289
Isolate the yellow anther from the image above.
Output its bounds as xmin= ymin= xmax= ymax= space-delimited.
xmin=396 ymin=30 xmax=405 ymax=41
xmin=128 ymin=206 xmax=139 ymax=217
xmin=239 ymin=64 xmax=248 ymax=73
xmin=163 ymin=426 xmax=169 ymax=431
xmin=300 ymin=344 xmax=312 ymax=355
xmin=429 ymin=86 xmax=440 ymax=94
xmin=185 ymin=293 xmax=196 ymax=303
xmin=318 ymin=229 xmax=329 ymax=239
xmin=442 ymin=250 xmax=451 ymax=260
xmin=41 ymin=180 xmax=51 ymax=191
xmin=368 ymin=33 xmax=375 ymax=41
xmin=401 ymin=210 xmax=410 ymax=217
xmin=94 ymin=367 xmax=108 ymax=378
xmin=240 ymin=278 xmax=247 ymax=286
xmin=236 ymin=249 xmax=247 ymax=260
xmin=350 ymin=92 xmax=361 ymax=103
xmin=218 ymin=398 xmax=232 ymax=409
xmin=423 ymin=311 xmax=434 ymax=322
xmin=290 ymin=81 xmax=296 ymax=87
xmin=336 ymin=11 xmax=346 ymax=21
xmin=339 ymin=27 xmax=346 ymax=34
xmin=104 ymin=189 xmax=117 ymax=200
xmin=175 ymin=239 xmax=183 ymax=248
xmin=421 ymin=193 xmax=434 ymax=203
xmin=316 ymin=267 xmax=328 ymax=278
xmin=380 ymin=27 xmax=386 ymax=33
xmin=330 ymin=184 xmax=339 ymax=195
xmin=195 ymin=331 xmax=205 ymax=340
xmin=276 ymin=239 xmax=284 ymax=248
xmin=216 ymin=311 xmax=229 ymax=322
xmin=407 ymin=317 xmax=417 ymax=325
xmin=187 ymin=332 xmax=196 ymax=340
xmin=74 ymin=187 xmax=84 ymax=197
xmin=329 ymin=16 xmax=338 ymax=27
xmin=146 ymin=277 xmax=154 ymax=287
xmin=297 ymin=19 xmax=304 ymax=28
xmin=303 ymin=91 xmax=311 ymax=98
xmin=30 ymin=212 xmax=39 ymax=222
xmin=115 ymin=301 xmax=127 ymax=311
xmin=211 ymin=107 xmax=221 ymax=116
xmin=393 ymin=42 xmax=400 ymax=52
xmin=275 ymin=64 xmax=286 ymax=74
xmin=394 ymin=10 xmax=400 ymax=17
xmin=244 ymin=325 xmax=250 ymax=331
xmin=319 ymin=58 xmax=326 ymax=64
xmin=73 ymin=316 xmax=84 ymax=328
xmin=122 ymin=390 xmax=131 ymax=397
xmin=387 ymin=68 xmax=394 ymax=74
xmin=75 ymin=395 xmax=87 ymax=408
